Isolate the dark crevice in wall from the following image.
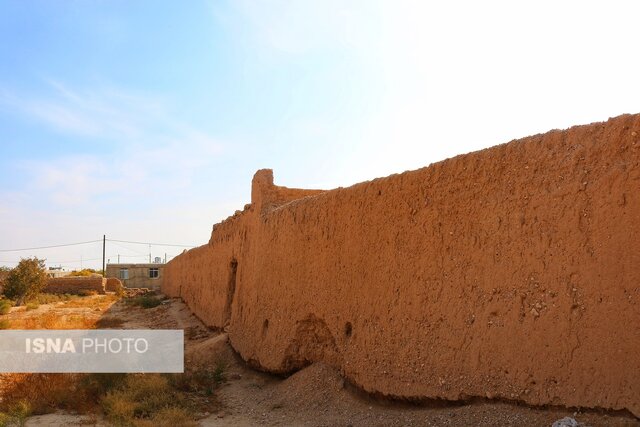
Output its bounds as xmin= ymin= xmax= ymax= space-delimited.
xmin=224 ymin=258 xmax=238 ymax=326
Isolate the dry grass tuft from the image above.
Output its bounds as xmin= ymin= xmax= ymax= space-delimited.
xmin=1 ymin=400 xmax=32 ymax=426
xmin=168 ymin=360 xmax=226 ymax=397
xmin=101 ymin=392 xmax=137 ymax=426
xmin=101 ymin=374 xmax=197 ymax=426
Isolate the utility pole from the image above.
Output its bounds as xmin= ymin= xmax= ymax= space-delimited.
xmin=148 ymin=244 xmax=151 ymax=263
xmin=118 ymin=254 xmax=120 ymax=264
xmin=102 ymin=235 xmax=106 ymax=277
xmin=164 ymin=253 xmax=167 ymax=264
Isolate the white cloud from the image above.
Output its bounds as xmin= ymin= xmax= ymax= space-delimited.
xmin=1 ymin=80 xmax=224 ymax=206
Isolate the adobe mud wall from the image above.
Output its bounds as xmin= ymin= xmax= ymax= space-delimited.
xmin=163 ymin=114 xmax=640 ymax=416
xmin=105 ymin=278 xmax=123 ymax=293
xmin=44 ymin=277 xmax=106 ymax=295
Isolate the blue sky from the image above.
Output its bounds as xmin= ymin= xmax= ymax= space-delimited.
xmin=1 ymin=0 xmax=639 ymax=269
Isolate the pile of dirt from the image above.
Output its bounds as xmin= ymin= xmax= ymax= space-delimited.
xmin=267 ymin=362 xmax=348 ymax=409
xmin=203 ymin=356 xmax=639 ymax=427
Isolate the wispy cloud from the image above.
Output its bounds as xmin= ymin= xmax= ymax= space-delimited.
xmin=2 ymin=80 xmax=167 ymax=140
xmin=1 ymin=79 xmax=224 ymax=206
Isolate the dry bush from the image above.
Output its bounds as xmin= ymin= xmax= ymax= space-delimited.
xmin=0 ymin=300 xmax=12 ymax=315
xmin=4 ymin=400 xmax=31 ymax=426
xmin=101 ymin=374 xmax=196 ymax=426
xmin=101 ymin=393 xmax=137 ymax=426
xmin=1 ymin=373 xmax=129 ymax=416
xmin=2 ymin=372 xmax=212 ymax=424
xmin=0 ymin=374 xmax=82 ymax=415
xmin=0 ymin=320 xmax=9 ymax=330
xmin=0 ymin=412 xmax=11 ymax=426
xmin=169 ymin=361 xmax=226 ymax=396
xmin=121 ymin=375 xmax=173 ymax=417
xmin=79 ymin=373 xmax=127 ymax=399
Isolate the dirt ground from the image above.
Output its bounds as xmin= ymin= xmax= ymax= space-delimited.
xmin=3 ymin=296 xmax=639 ymax=426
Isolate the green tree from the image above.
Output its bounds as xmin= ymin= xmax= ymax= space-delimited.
xmin=0 ymin=266 xmax=11 ymax=292
xmin=3 ymin=258 xmax=47 ymax=304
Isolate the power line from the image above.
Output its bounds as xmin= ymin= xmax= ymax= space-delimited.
xmin=46 ymin=257 xmax=104 ymax=264
xmin=106 ymin=239 xmax=196 ymax=248
xmin=109 ymin=240 xmax=148 ymax=255
xmin=0 ymin=239 xmax=197 ymax=253
xmin=0 ymin=240 xmax=102 ymax=252
xmin=2 ymin=254 xmax=117 ymax=265
xmin=0 ymin=237 xmax=191 ymax=268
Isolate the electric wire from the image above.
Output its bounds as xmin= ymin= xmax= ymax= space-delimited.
xmin=0 ymin=240 xmax=102 ymax=252
xmin=106 ymin=239 xmax=195 ymax=248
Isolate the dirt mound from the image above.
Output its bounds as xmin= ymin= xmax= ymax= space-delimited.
xmin=269 ymin=362 xmax=348 ymax=408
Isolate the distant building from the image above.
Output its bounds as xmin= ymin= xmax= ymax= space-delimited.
xmin=45 ymin=267 xmax=71 ymax=279
xmin=105 ymin=263 xmax=165 ymax=290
